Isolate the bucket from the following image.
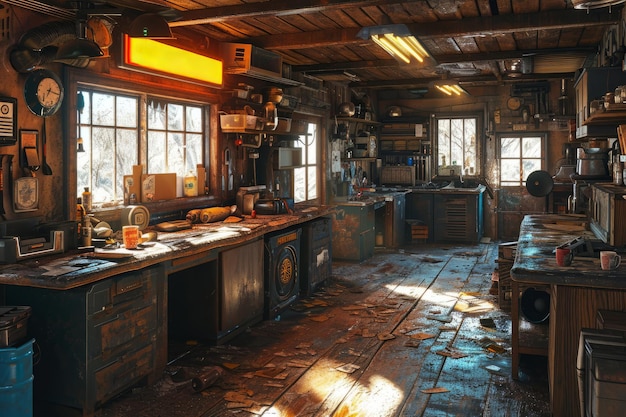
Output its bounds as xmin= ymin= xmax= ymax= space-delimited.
xmin=0 ymin=339 xmax=34 ymax=417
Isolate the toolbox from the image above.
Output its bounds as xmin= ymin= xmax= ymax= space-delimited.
xmin=0 ymin=306 xmax=31 ymax=348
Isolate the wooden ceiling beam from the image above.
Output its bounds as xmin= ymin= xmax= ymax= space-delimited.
xmin=293 ymin=47 xmax=597 ymax=73
xmin=250 ymin=9 xmax=619 ymax=50
xmin=352 ymin=72 xmax=577 ymax=89
xmin=169 ymin=0 xmax=407 ymax=27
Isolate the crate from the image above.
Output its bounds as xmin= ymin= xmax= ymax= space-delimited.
xmin=0 ymin=307 xmax=31 ymax=348
xmin=407 ymin=220 xmax=428 ymax=241
xmin=496 ymin=242 xmax=517 ymax=311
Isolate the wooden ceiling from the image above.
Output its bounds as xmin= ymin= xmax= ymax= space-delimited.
xmin=8 ymin=0 xmax=625 ymax=90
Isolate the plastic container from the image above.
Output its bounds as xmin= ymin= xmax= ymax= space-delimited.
xmin=0 ymin=338 xmax=34 ymax=417
xmin=183 ymin=171 xmax=197 ymax=197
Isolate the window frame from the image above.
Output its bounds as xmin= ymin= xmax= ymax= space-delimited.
xmin=65 ymin=69 xmax=220 ymax=217
xmin=433 ymin=112 xmax=482 ymax=178
xmin=497 ymin=132 xmax=548 ymax=187
xmin=293 ymin=119 xmax=320 ymax=203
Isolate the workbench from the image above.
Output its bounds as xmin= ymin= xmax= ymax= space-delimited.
xmin=511 ymin=214 xmax=626 ymax=417
xmin=0 ymin=206 xmax=333 ymax=416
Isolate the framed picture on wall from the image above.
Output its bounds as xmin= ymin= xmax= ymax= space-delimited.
xmin=0 ymin=97 xmax=17 ymax=145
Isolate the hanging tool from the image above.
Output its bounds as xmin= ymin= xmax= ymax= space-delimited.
xmin=41 ymin=117 xmax=52 ymax=175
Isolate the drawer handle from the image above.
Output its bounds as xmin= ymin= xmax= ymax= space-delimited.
xmin=114 ymin=280 xmax=143 ymax=296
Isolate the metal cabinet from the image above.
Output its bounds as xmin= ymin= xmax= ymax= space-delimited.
xmin=332 ymin=202 xmax=377 ymax=261
xmin=5 ymin=265 xmax=167 ymax=416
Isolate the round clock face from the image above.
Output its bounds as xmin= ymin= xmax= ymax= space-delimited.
xmin=507 ymin=96 xmax=522 ymax=111
xmin=24 ymin=69 xmax=64 ymax=117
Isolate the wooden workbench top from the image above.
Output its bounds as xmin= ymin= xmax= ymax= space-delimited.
xmin=511 ymin=214 xmax=626 ymax=289
xmin=0 ymin=206 xmax=334 ymax=290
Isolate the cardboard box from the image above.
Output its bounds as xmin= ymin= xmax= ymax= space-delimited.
xmin=123 ymin=175 xmax=140 ymax=204
xmin=141 ymin=173 xmax=177 ymax=202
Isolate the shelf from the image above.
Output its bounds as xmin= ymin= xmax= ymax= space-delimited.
xmin=583 ymin=109 xmax=626 ymax=126
xmin=336 ymin=117 xmax=381 ymax=125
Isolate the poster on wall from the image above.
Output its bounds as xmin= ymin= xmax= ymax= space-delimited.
xmin=0 ymin=97 xmax=17 ymax=145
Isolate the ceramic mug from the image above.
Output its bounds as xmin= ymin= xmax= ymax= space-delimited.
xmin=555 ymin=247 xmax=573 ymax=267
xmin=600 ymin=251 xmax=621 ymax=271
xmin=122 ymin=225 xmax=140 ymax=249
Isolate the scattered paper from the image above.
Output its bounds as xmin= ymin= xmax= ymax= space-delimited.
xmin=436 ymin=346 xmax=468 ymax=359
xmin=336 ymin=363 xmax=360 ymax=374
xmin=410 ymin=332 xmax=436 ymax=340
xmin=421 ymin=387 xmax=449 ymax=394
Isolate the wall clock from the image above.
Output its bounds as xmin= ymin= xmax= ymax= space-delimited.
xmin=507 ymin=96 xmax=522 ymax=111
xmin=506 ymin=97 xmax=522 ymax=111
xmin=23 ymin=69 xmax=64 ymax=117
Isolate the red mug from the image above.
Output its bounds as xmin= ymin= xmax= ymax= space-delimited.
xmin=556 ymin=247 xmax=573 ymax=267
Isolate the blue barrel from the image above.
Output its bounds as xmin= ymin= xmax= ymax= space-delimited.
xmin=0 ymin=339 xmax=34 ymax=417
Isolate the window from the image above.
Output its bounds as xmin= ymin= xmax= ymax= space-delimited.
xmin=76 ymin=88 xmax=207 ymax=206
xmin=436 ymin=116 xmax=478 ymax=176
xmin=294 ymin=121 xmax=318 ymax=203
xmin=499 ymin=134 xmax=545 ymax=186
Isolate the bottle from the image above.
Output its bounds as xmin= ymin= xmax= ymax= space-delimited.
xmin=82 ymin=187 xmax=92 ymax=212
xmin=82 ymin=214 xmax=92 ymax=246
xmin=191 ymin=366 xmax=224 ymax=392
xmin=76 ymin=197 xmax=86 ymax=240
xmin=183 ymin=171 xmax=197 ymax=197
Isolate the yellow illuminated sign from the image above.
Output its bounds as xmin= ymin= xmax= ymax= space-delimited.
xmin=123 ymin=35 xmax=222 ymax=86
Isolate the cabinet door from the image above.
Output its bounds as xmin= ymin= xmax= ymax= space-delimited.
xmin=220 ymin=239 xmax=264 ymax=331
xmin=591 ymin=187 xmax=610 ymax=243
xmin=434 ymin=195 xmax=475 ymax=242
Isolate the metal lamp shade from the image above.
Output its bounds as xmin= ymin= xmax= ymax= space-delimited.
xmin=56 ymin=38 xmax=103 ymax=60
xmin=128 ymin=13 xmax=174 ymax=39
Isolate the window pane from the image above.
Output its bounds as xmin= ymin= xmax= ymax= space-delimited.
xmin=116 ymin=130 xmax=138 ymax=199
xmin=92 ymin=127 xmax=115 ymax=202
xmin=186 ymin=107 xmax=202 ymax=132
xmin=116 ymin=96 xmax=137 ymax=128
xmin=167 ymin=103 xmax=184 ymax=130
xmin=186 ymin=133 xmax=202 ymax=172
xmin=501 ymin=160 xmax=520 ymax=183
xmin=148 ymin=131 xmax=166 ymax=173
xmin=501 ymin=137 xmax=520 ymax=158
xmin=92 ymin=93 xmax=114 ymax=125
xmin=522 ymin=137 xmax=542 ymax=158
xmin=294 ymin=166 xmax=305 ymax=203
xmin=307 ymin=166 xmax=317 ymax=200
xmin=148 ymin=102 xmax=166 ymax=130
xmin=522 ymin=159 xmax=542 ymax=181
xmin=167 ymin=132 xmax=184 ymax=175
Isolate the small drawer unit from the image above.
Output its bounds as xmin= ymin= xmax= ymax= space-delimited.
xmin=5 ymin=265 xmax=167 ymax=416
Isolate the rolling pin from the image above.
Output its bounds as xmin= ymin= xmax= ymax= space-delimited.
xmin=200 ymin=205 xmax=236 ymax=223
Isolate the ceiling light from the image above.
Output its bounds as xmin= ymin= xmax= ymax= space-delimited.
xmin=55 ymin=21 xmax=103 ymax=60
xmin=430 ymin=80 xmax=468 ymax=96
xmin=128 ymin=13 xmax=174 ymax=39
xmin=357 ymin=24 xmax=432 ymax=65
xmin=572 ymin=0 xmax=625 ymax=9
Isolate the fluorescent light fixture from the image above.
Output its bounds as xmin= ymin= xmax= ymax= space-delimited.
xmin=122 ymin=35 xmax=223 ymax=87
xmin=431 ymin=80 xmax=467 ymax=96
xmin=357 ymin=24 xmax=432 ymax=64
xmin=572 ymin=0 xmax=625 ymax=9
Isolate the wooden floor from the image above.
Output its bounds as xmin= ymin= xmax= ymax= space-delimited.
xmin=76 ymin=242 xmax=551 ymax=416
